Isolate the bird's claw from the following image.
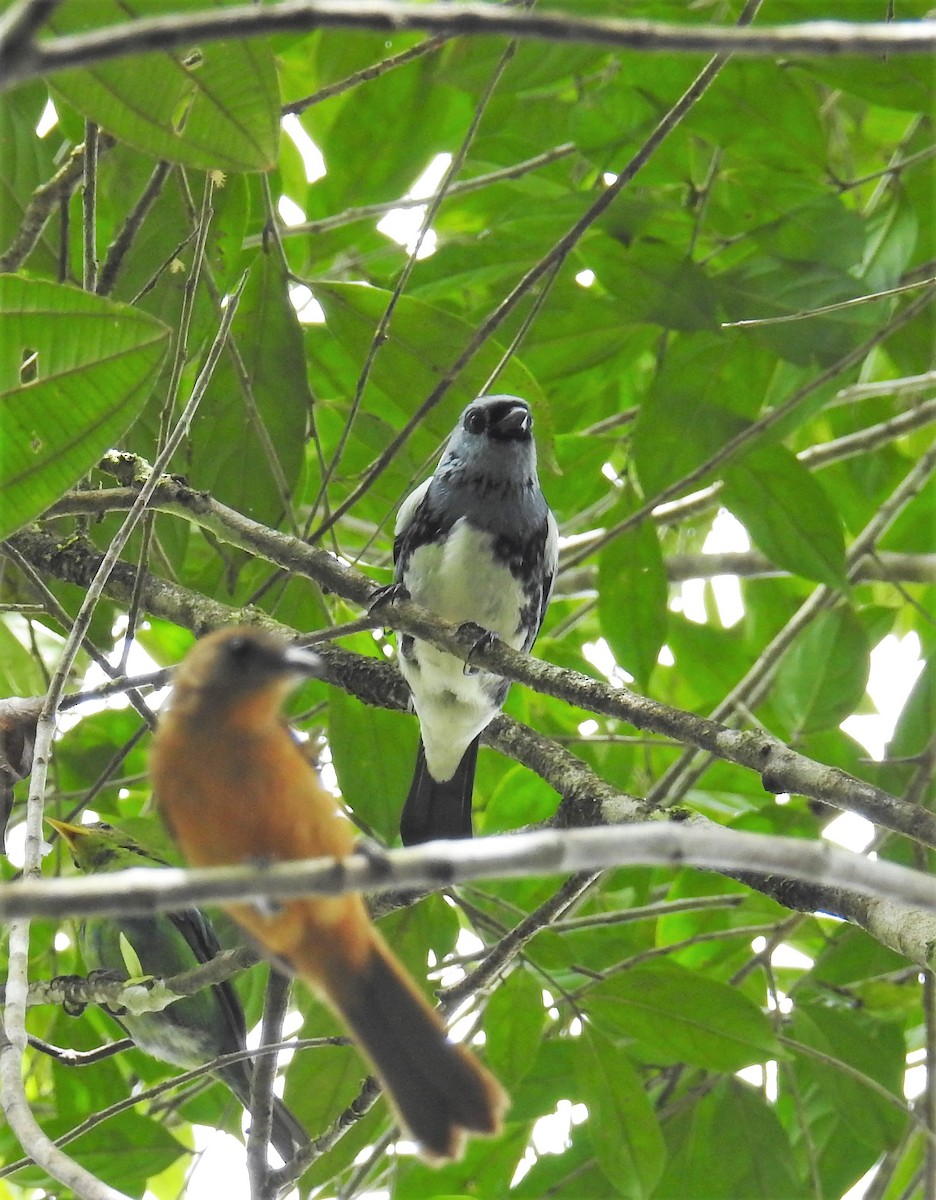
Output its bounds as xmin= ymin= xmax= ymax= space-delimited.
xmin=369 ymin=583 xmax=410 ymax=617
xmin=88 ymin=967 xmax=125 ymax=986
xmin=56 ymin=973 xmax=90 ymax=1018
xmin=457 ymin=622 xmax=497 ymax=675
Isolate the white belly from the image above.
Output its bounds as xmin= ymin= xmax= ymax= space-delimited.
xmin=404 ymin=519 xmax=528 ymax=644
xmin=399 ymin=519 xmax=526 ymax=779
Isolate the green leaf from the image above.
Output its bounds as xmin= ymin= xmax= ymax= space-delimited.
xmin=0 ymin=82 xmax=62 ymax=276
xmin=722 ymin=444 xmax=846 ymax=588
xmin=587 ymin=963 xmax=780 ymax=1072
xmin=804 ymin=54 xmax=934 ymax=113
xmin=783 ymin=1003 xmax=906 ymax=1197
xmin=484 ymin=967 xmax=545 ymax=1088
xmin=301 ymin=44 xmax=471 ymax=208
xmin=49 ymin=1 xmax=280 ymax=172
xmin=576 ymin=1026 xmax=665 ymax=1199
xmin=631 ymin=337 xmax=767 ymax=499
xmin=597 ymin=242 xmax=718 ymax=333
xmin=665 ymin=616 xmax=750 ymax=712
xmin=10 ymin=1110 xmax=182 ymax=1195
xmin=773 ymin=607 xmax=870 ymax=737
xmin=510 ymin=1129 xmax=615 ymax=1199
xmin=328 ymin=678 xmax=416 ymax=845
xmin=659 ymin=1078 xmax=805 ymax=1200
xmin=117 ymin=931 xmax=144 ymax=980
xmin=0 ymin=276 xmax=169 ymax=540
xmin=598 ymin=517 xmax=667 ymax=690
xmin=508 ymin=1038 xmax=582 ymax=1122
xmin=188 ymin=252 xmax=310 ymax=525
xmin=750 ymin=196 xmax=867 ymax=272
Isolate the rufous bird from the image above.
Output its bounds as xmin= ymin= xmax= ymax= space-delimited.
xmin=149 ymin=626 xmax=507 ymax=1163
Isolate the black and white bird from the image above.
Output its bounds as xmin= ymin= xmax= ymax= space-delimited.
xmin=393 ymin=395 xmax=558 ymax=845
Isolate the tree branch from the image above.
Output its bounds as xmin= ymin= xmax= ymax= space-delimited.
xmin=4 ymin=825 xmax=936 ymax=938
xmin=9 ymin=475 xmax=934 ymax=851
xmin=0 ymin=136 xmax=114 ymax=276
xmin=3 ymin=4 xmax=936 ymax=92
xmin=553 ymin=549 xmax=936 ymax=593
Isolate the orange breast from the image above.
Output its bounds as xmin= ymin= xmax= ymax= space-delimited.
xmin=151 ymin=712 xmax=374 ymax=978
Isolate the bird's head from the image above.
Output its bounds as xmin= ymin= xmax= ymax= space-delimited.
xmin=166 ymin=627 xmax=324 ymax=724
xmin=459 ymin=395 xmax=533 ymax=444
xmin=440 ymin=395 xmax=540 ymax=487
xmin=46 ymin=818 xmax=160 ymax=874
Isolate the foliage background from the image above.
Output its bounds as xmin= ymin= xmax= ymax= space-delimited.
xmin=1 ymin=1 xmax=935 ymax=1198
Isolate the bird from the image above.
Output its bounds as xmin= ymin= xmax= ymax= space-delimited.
xmin=149 ymin=625 xmax=508 ymax=1164
xmin=392 ymin=394 xmax=558 ymax=846
xmin=46 ymin=817 xmax=309 ymax=1162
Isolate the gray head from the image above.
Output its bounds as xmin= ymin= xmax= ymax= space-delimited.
xmin=428 ymin=395 xmax=549 ymax=535
xmin=438 ymin=395 xmax=538 ymax=483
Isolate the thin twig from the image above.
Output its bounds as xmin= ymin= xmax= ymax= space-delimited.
xmin=263 ymin=141 xmax=576 ymax=246
xmin=81 ymin=121 xmax=98 ymax=293
xmin=96 ymin=159 xmax=173 ymax=297
xmin=283 ymin=32 xmax=447 ymax=114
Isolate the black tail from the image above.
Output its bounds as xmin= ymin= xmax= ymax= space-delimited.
xmin=333 ymin=939 xmax=507 ymax=1162
xmin=400 ymin=738 xmax=478 ymax=846
xmin=216 ymin=1059 xmax=308 ymax=1162
xmin=269 ymin=1093 xmax=310 ymax=1162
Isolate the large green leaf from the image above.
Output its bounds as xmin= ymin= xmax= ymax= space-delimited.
xmin=659 ymin=1079 xmax=806 ymax=1200
xmin=49 ymin=0 xmax=279 ymax=172
xmin=577 ymin=1026 xmax=665 ymax=1200
xmin=484 ymin=966 xmax=545 ymax=1089
xmin=772 ymin=606 xmax=871 ymax=738
xmin=187 ymin=251 xmax=310 ymax=525
xmin=587 ymin=963 xmax=781 ymax=1072
xmin=597 ymin=242 xmax=718 ymax=333
xmin=631 ymin=335 xmax=768 ymax=499
xmin=784 ymin=1003 xmax=906 ymax=1197
xmin=9 ymin=1110 xmax=182 ymax=1195
xmin=722 ymin=443 xmax=846 ymax=588
xmin=0 ymin=275 xmax=169 ymax=539
xmin=598 ymin=514 xmax=667 ymax=691
xmin=328 ymin=674 xmax=416 ymax=845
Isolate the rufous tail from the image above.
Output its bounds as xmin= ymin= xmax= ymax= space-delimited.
xmin=306 ymin=934 xmax=507 ymax=1162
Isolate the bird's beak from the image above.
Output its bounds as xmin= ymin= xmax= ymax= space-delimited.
xmin=281 ymin=644 xmax=324 ymax=679
xmin=46 ymin=817 xmax=88 ymax=845
xmin=491 ymin=403 xmax=531 ymax=437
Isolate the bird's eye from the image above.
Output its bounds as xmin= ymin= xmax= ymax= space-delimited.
xmin=464 ymin=408 xmax=486 ymax=434
xmin=98 ymin=822 xmax=113 ymax=831
xmin=225 ymin=636 xmax=253 ymax=661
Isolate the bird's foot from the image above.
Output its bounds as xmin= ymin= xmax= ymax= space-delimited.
xmin=368 ymin=582 xmax=410 ymax=616
xmin=457 ymin=622 xmax=498 ymax=676
xmin=56 ymin=973 xmax=91 ymax=1017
